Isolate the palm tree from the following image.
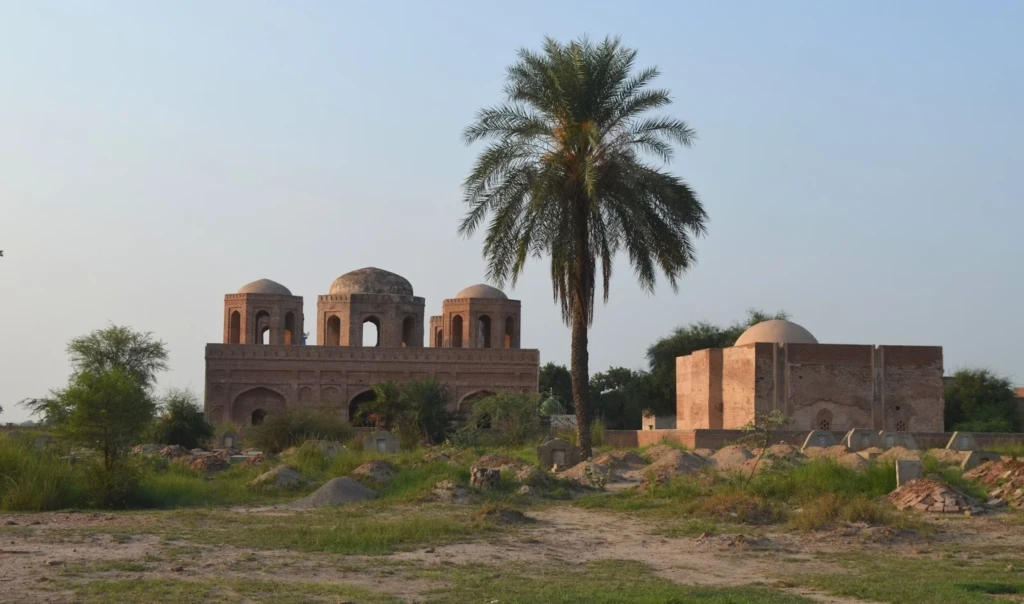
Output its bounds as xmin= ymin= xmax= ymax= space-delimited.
xmin=459 ymin=36 xmax=708 ymax=457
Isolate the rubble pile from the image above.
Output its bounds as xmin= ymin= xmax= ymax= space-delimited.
xmin=888 ymin=479 xmax=984 ymax=515
xmin=965 ymin=459 xmax=1024 ymax=508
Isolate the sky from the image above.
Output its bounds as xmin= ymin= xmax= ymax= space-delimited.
xmin=1 ymin=1 xmax=1022 ymax=423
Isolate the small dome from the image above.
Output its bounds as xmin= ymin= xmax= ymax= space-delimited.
xmin=330 ymin=267 xmax=413 ymax=296
xmin=455 ymin=283 xmax=508 ymax=300
xmin=735 ymin=320 xmax=818 ymax=347
xmin=237 ymin=278 xmax=292 ymax=296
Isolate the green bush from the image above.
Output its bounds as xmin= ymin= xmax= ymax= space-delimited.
xmin=83 ymin=460 xmax=143 ymax=509
xmin=0 ymin=435 xmax=81 ymax=511
xmin=248 ymin=406 xmax=354 ymax=454
xmin=151 ymin=388 xmax=214 ymax=449
xmin=471 ymin=392 xmax=542 ymax=447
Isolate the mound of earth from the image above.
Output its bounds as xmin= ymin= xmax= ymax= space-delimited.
xmin=132 ymin=444 xmax=162 ymax=455
xmin=190 ymin=455 xmax=229 ymax=473
xmin=592 ymin=450 xmax=648 ymax=471
xmin=159 ymin=445 xmax=190 ymax=459
xmin=803 ymin=445 xmax=850 ymax=459
xmin=474 ymin=454 xmax=522 ymax=469
xmin=513 ymin=465 xmax=549 ymax=487
xmin=248 ymin=465 xmax=305 ymax=490
xmin=292 ymin=477 xmax=376 ymax=508
xmin=927 ymin=449 xmax=966 ymax=465
xmin=878 ymin=447 xmax=922 ymax=462
xmin=244 ymin=453 xmax=266 ymax=466
xmin=418 ymin=451 xmax=453 ymax=466
xmin=351 ymin=460 xmax=397 ymax=484
xmin=707 ymin=445 xmax=754 ymax=472
xmin=646 ymin=449 xmax=707 ymax=483
xmin=888 ymin=478 xmax=983 ymax=515
xmin=965 ymin=459 xmax=1024 ymax=508
xmin=433 ymin=480 xmax=471 ymax=504
xmin=559 ymin=460 xmax=612 ymax=485
xmin=643 ymin=444 xmax=679 ymax=463
xmin=836 ymin=453 xmax=869 ymax=471
xmin=476 ymin=506 xmax=533 ymax=525
xmin=692 ymin=448 xmax=715 ymax=459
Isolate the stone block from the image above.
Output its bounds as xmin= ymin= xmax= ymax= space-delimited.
xmin=946 ymin=431 xmax=979 ymax=452
xmin=537 ymin=438 xmax=580 ymax=471
xmin=842 ymin=428 xmax=882 ymax=452
xmin=470 ymin=466 xmax=500 ymax=489
xmin=960 ymin=450 xmax=1001 ymax=472
xmin=362 ymin=430 xmax=400 ymax=454
xmin=218 ymin=429 xmax=240 ymax=451
xmin=880 ymin=431 xmax=919 ymax=450
xmin=801 ymin=430 xmax=838 ymax=451
xmin=229 ymin=455 xmax=249 ymax=464
xmin=896 ymin=459 xmax=924 ymax=487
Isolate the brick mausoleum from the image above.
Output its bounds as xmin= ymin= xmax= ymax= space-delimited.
xmin=204 ymin=268 xmax=540 ymax=426
xmin=676 ymin=320 xmax=945 ymax=433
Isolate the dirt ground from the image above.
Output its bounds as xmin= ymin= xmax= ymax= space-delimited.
xmin=3 ymin=504 xmax=1023 ymax=604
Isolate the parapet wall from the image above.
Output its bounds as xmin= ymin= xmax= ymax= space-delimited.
xmin=604 ymin=429 xmax=1024 ymax=450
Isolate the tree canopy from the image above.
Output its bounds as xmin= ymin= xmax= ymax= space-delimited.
xmin=944 ymin=368 xmax=1020 ymax=432
xmin=67 ymin=325 xmax=169 ymax=391
xmin=151 ymin=388 xmax=214 ymax=449
xmin=461 ymin=36 xmax=707 ymax=456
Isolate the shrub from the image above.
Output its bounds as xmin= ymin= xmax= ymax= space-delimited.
xmin=248 ymin=406 xmax=355 ymax=454
xmin=472 ymin=392 xmax=542 ymax=447
xmin=151 ymin=388 xmax=214 ymax=449
xmin=0 ymin=435 xmax=81 ymax=511
xmin=590 ymin=417 xmax=606 ymax=447
xmin=82 ymin=460 xmax=143 ymax=509
xmin=944 ymin=368 xmax=1019 ymax=432
xmin=399 ymin=378 xmax=456 ymax=446
xmin=688 ymin=491 xmax=786 ymax=525
xmin=788 ymin=493 xmax=913 ymax=531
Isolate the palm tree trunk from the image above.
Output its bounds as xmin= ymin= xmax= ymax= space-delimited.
xmin=571 ymin=297 xmax=593 ymax=459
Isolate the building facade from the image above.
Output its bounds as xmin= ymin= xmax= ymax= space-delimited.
xmin=205 ymin=268 xmax=539 ymax=426
xmin=676 ymin=320 xmax=945 ymax=433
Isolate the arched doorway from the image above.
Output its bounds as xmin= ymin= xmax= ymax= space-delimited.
xmin=362 ymin=317 xmax=380 ymax=347
xmin=254 ymin=311 xmax=271 ymax=345
xmin=232 ymin=387 xmax=286 ymax=425
xmin=458 ymin=390 xmax=495 ymax=428
xmin=251 ymin=409 xmax=267 ymax=425
xmin=435 ymin=329 xmax=443 ymax=348
xmin=477 ymin=315 xmax=492 ymax=348
xmin=504 ymin=316 xmax=515 ymax=348
xmin=229 ymin=311 xmax=241 ymax=344
xmin=349 ymin=390 xmax=376 ymax=426
xmin=451 ymin=315 xmax=463 ymax=348
xmin=284 ymin=312 xmax=296 ymax=345
xmin=401 ymin=316 xmax=415 ymax=347
xmin=325 ymin=315 xmax=341 ymax=346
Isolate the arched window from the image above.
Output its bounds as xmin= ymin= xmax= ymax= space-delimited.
xmin=451 ymin=315 xmax=463 ymax=348
xmin=254 ymin=311 xmax=271 ymax=345
xmin=401 ymin=316 xmax=414 ymax=347
xmin=229 ymin=311 xmax=241 ymax=344
xmin=477 ymin=315 xmax=492 ymax=348
xmin=326 ymin=316 xmax=341 ymax=346
xmin=435 ymin=329 xmax=443 ymax=348
xmin=504 ymin=316 xmax=515 ymax=348
xmin=362 ymin=317 xmax=380 ymax=347
xmin=284 ymin=312 xmax=296 ymax=345
xmin=815 ymin=408 xmax=833 ymax=431
xmin=349 ymin=390 xmax=376 ymax=426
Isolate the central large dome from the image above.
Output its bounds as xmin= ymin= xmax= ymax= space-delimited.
xmin=329 ymin=267 xmax=414 ymax=296
xmin=735 ymin=320 xmax=818 ymax=346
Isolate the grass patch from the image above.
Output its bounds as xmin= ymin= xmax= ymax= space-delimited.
xmin=422 ymin=559 xmax=814 ymax=603
xmin=784 ymin=553 xmax=1024 ymax=604
xmin=788 ymin=494 xmax=920 ymax=531
xmin=67 ymin=577 xmax=396 ymax=603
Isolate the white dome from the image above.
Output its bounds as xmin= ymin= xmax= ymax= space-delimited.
xmin=734 ymin=320 xmax=817 ymax=346
xmin=455 ymin=284 xmax=508 ymax=300
xmin=237 ymin=279 xmax=292 ymax=296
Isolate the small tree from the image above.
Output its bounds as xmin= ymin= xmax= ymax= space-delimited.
xmin=151 ymin=388 xmax=214 ymax=449
xmin=471 ymin=392 xmax=542 ymax=447
xmin=248 ymin=406 xmax=354 ymax=454
xmin=944 ymin=369 xmax=1019 ymax=432
xmin=400 ymin=378 xmax=456 ymax=445
xmin=57 ymin=368 xmax=156 ymax=469
xmin=67 ymin=325 xmax=168 ymax=390
xmin=738 ymin=410 xmax=792 ymax=488
xmin=357 ymin=382 xmax=407 ymax=431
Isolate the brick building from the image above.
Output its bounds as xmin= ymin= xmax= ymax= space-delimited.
xmin=205 ymin=268 xmax=540 ymax=426
xmin=676 ymin=320 xmax=945 ymax=433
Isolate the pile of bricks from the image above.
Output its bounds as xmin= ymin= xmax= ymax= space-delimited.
xmin=888 ymin=479 xmax=984 ymax=515
xmin=965 ymin=459 xmax=1024 ymax=508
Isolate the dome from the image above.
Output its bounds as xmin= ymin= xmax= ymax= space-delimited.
xmin=455 ymin=283 xmax=508 ymax=300
xmin=734 ymin=320 xmax=818 ymax=347
xmin=329 ymin=267 xmax=413 ymax=296
xmin=237 ymin=278 xmax=292 ymax=296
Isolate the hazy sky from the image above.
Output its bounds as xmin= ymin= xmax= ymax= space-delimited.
xmin=2 ymin=1 xmax=1021 ymax=423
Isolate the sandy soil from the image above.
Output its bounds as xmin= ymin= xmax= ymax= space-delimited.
xmin=2 ymin=506 xmax=1022 ymax=603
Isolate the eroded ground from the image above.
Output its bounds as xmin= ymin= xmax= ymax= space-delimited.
xmin=3 ymin=502 xmax=1024 ymax=604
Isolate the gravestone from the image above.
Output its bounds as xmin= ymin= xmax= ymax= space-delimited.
xmin=945 ymin=431 xmax=979 ymax=452
xmin=362 ymin=430 xmax=400 ymax=455
xmin=896 ymin=459 xmax=924 ymax=487
xmin=842 ymin=428 xmax=882 ymax=452
xmin=537 ymin=438 xmax=580 ymax=471
xmin=801 ymin=430 xmax=838 ymax=451
xmin=218 ymin=429 xmax=239 ymax=451
xmin=960 ymin=450 xmax=1001 ymax=471
xmin=879 ymin=431 xmax=918 ymax=450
